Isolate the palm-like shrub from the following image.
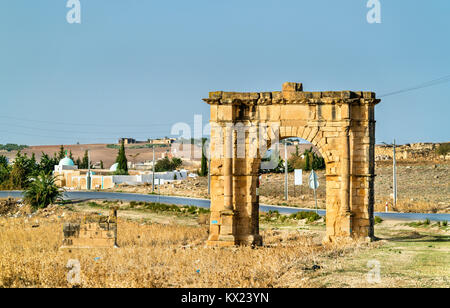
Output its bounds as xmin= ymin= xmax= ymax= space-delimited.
xmin=24 ymin=172 xmax=62 ymax=210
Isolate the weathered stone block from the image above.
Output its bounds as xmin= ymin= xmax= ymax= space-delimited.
xmin=282 ymin=82 xmax=303 ymax=92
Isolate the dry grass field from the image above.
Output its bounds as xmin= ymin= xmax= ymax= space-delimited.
xmin=0 ymin=214 xmax=352 ymax=288
xmin=0 ymin=201 xmax=448 ymax=288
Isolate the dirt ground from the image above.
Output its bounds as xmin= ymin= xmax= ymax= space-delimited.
xmin=109 ymin=161 xmax=450 ymax=213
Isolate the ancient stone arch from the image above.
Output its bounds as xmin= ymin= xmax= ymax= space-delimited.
xmin=204 ymin=82 xmax=380 ymax=246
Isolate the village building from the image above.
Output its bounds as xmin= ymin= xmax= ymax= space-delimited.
xmin=53 ymin=155 xmax=189 ymax=190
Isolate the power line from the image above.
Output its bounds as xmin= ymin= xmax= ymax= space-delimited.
xmin=379 ymin=74 xmax=450 ymax=98
xmin=0 ymin=129 xmax=120 ymax=141
xmin=0 ymin=123 xmax=175 ymax=135
xmin=0 ymin=115 xmax=190 ymax=128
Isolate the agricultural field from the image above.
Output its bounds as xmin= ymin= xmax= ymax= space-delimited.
xmin=0 ymin=200 xmax=448 ymax=288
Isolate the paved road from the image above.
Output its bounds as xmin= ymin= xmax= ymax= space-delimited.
xmin=1 ymin=191 xmax=449 ymax=222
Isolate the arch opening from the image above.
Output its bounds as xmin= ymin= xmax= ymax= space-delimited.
xmin=258 ymin=138 xmax=326 ymax=207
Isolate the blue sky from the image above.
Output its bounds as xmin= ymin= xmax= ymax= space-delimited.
xmin=0 ymin=0 xmax=449 ymax=145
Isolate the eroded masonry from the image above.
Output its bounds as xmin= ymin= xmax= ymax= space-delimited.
xmin=204 ymin=82 xmax=380 ymax=246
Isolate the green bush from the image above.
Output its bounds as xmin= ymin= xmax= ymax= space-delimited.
xmin=374 ymin=216 xmax=383 ymax=224
xmin=87 ymin=201 xmax=102 ymax=208
xmin=131 ymin=202 xmax=210 ymax=215
xmin=154 ymin=156 xmax=182 ymax=172
xmin=442 ymin=221 xmax=448 ymax=227
xmin=24 ymin=172 xmax=62 ymax=210
xmin=436 ymin=143 xmax=450 ymax=156
xmin=289 ymin=211 xmax=321 ymax=222
xmin=0 ymin=144 xmax=28 ymax=152
xmin=5 ymin=152 xmax=37 ymax=189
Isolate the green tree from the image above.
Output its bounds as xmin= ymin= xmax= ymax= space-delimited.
xmin=154 ymin=156 xmax=182 ymax=172
xmin=0 ymin=166 xmax=9 ymax=188
xmin=115 ymin=141 xmax=128 ymax=175
xmin=58 ymin=145 xmax=66 ymax=160
xmin=7 ymin=152 xmax=34 ymax=189
xmin=24 ymin=171 xmax=62 ymax=210
xmin=312 ymin=155 xmax=325 ymax=170
xmin=172 ymin=157 xmax=182 ymax=169
xmin=0 ymin=155 xmax=10 ymax=187
xmin=304 ymin=151 xmax=311 ymax=171
xmin=39 ymin=153 xmax=58 ymax=174
xmin=0 ymin=144 xmax=28 ymax=152
xmin=100 ymin=160 xmax=104 ymax=169
xmin=75 ymin=157 xmax=82 ymax=169
xmin=29 ymin=153 xmax=39 ymax=176
xmin=0 ymin=155 xmax=8 ymax=169
xmin=303 ymin=147 xmax=325 ymax=171
xmin=69 ymin=150 xmax=74 ymax=161
xmin=436 ymin=143 xmax=450 ymax=156
xmin=82 ymin=150 xmax=89 ymax=169
xmin=288 ymin=145 xmax=305 ymax=170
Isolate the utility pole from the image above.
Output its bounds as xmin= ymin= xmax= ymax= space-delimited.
xmin=152 ymin=146 xmax=155 ymax=193
xmin=393 ymin=139 xmax=397 ymax=206
xmin=208 ymin=155 xmax=211 ymax=196
xmin=284 ymin=141 xmax=288 ymax=201
xmin=87 ymin=150 xmax=91 ymax=190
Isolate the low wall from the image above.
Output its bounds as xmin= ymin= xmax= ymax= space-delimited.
xmin=112 ymin=170 xmax=188 ymax=186
xmin=61 ymin=208 xmax=118 ymax=249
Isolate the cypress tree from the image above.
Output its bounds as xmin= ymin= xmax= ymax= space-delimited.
xmin=116 ymin=141 xmax=128 ymax=174
xmin=304 ymin=152 xmax=310 ymax=171
xmin=58 ymin=145 xmax=65 ymax=160
xmin=82 ymin=150 xmax=89 ymax=169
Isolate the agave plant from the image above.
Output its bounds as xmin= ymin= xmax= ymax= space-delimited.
xmin=24 ymin=171 xmax=63 ymax=210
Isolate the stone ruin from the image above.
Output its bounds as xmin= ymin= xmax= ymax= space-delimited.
xmin=0 ymin=198 xmax=18 ymax=216
xmin=61 ymin=207 xmax=118 ymax=249
xmin=375 ymin=142 xmax=449 ymax=161
xmin=204 ymin=82 xmax=381 ymax=246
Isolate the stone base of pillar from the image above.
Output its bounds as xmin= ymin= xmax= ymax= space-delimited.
xmin=206 ymin=238 xmax=236 ymax=247
xmin=236 ymin=234 xmax=263 ymax=246
xmin=322 ymin=234 xmax=375 ymax=244
xmin=340 ymin=212 xmax=353 ymax=237
xmin=206 ymin=234 xmax=263 ymax=247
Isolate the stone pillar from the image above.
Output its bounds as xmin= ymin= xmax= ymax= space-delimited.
xmin=340 ymin=126 xmax=353 ymax=236
xmin=217 ymin=125 xmax=235 ymax=244
xmin=224 ymin=125 xmax=233 ymax=211
xmin=339 ymin=101 xmax=353 ymax=238
xmin=341 ymin=127 xmax=351 ymax=214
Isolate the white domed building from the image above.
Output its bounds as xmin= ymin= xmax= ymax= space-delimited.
xmin=53 ymin=155 xmax=80 ymax=188
xmin=54 ymin=156 xmax=78 ymax=172
xmin=109 ymin=163 xmax=119 ymax=172
xmin=53 ymin=155 xmax=115 ymax=190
